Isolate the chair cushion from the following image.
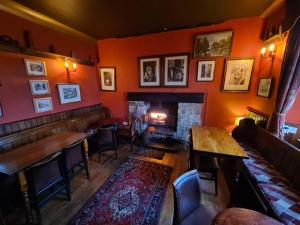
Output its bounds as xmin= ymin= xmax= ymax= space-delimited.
xmin=259 ymin=183 xmax=300 ymax=225
xmin=180 ymin=205 xmax=214 ymax=225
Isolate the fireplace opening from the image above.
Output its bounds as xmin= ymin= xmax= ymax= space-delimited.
xmin=146 ymin=102 xmax=178 ymax=132
xmin=149 ymin=112 xmax=167 ymax=125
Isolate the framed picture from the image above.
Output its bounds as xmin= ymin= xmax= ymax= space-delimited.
xmin=139 ymin=57 xmax=160 ymax=87
xmin=257 ymin=77 xmax=273 ymax=98
xmin=193 ymin=30 xmax=233 ymax=58
xmin=24 ymin=59 xmax=47 ymax=76
xmin=222 ymin=58 xmax=254 ymax=92
xmin=57 ymin=84 xmax=81 ymax=104
xmin=33 ymin=97 xmax=53 ymax=113
xmin=29 ymin=80 xmax=50 ymax=95
xmin=0 ymin=103 xmax=3 ymax=118
xmin=197 ymin=60 xmax=215 ymax=81
xmin=163 ymin=54 xmax=189 ymax=87
xmin=99 ymin=67 xmax=116 ymax=91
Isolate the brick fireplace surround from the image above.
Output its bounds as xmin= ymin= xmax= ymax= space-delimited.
xmin=127 ymin=92 xmax=205 ymax=141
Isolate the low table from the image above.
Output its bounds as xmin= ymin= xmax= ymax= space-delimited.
xmin=213 ymin=208 xmax=283 ymax=225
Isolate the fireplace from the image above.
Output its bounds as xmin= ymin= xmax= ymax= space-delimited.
xmin=147 ymin=102 xmax=178 ymax=132
xmin=127 ymin=92 xmax=204 ymax=140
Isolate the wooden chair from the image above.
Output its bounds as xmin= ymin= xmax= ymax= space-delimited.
xmin=93 ymin=127 xmax=118 ymax=162
xmin=173 ymin=170 xmax=214 ymax=225
xmin=62 ymin=138 xmax=90 ymax=180
xmin=117 ymin=118 xmax=137 ymax=152
xmin=189 ymin=129 xmax=220 ymax=196
xmin=25 ymin=152 xmax=71 ymax=224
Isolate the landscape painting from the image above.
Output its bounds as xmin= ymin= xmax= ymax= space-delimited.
xmin=193 ymin=31 xmax=233 ymax=58
xmin=57 ymin=84 xmax=81 ymax=104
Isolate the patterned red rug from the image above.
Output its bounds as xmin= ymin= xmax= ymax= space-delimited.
xmin=134 ymin=147 xmax=166 ymax=160
xmin=68 ymin=158 xmax=173 ymax=225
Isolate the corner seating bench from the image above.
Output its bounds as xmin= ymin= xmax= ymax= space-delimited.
xmin=232 ymin=119 xmax=300 ymax=225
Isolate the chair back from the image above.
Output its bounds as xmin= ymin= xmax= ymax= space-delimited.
xmin=173 ymin=170 xmax=202 ymax=224
xmin=26 ymin=152 xmax=64 ymax=194
xmin=130 ymin=118 xmax=138 ymax=136
xmin=63 ymin=138 xmax=85 ymax=171
xmin=96 ymin=127 xmax=116 ymax=146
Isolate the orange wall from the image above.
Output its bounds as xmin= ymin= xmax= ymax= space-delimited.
xmin=0 ymin=11 xmax=101 ymax=124
xmin=98 ymin=17 xmax=288 ymax=130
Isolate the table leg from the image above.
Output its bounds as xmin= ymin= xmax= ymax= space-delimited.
xmin=83 ymin=138 xmax=90 ymax=179
xmin=18 ymin=171 xmax=33 ymax=224
xmin=83 ymin=138 xmax=89 ymax=161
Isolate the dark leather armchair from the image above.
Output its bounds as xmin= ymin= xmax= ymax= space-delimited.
xmin=93 ymin=127 xmax=118 ymax=162
xmin=173 ymin=170 xmax=214 ymax=225
xmin=25 ymin=152 xmax=71 ymax=224
xmin=117 ymin=118 xmax=137 ymax=152
xmin=63 ymin=138 xmax=90 ymax=180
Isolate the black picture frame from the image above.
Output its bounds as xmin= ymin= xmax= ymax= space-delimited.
xmin=139 ymin=56 xmax=161 ymax=88
xmin=99 ymin=67 xmax=117 ymax=92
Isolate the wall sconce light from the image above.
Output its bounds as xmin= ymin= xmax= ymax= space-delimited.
xmin=65 ymin=61 xmax=77 ymax=77
xmin=269 ymin=44 xmax=276 ymax=58
xmin=260 ymin=43 xmax=276 ymax=59
xmin=234 ymin=116 xmax=245 ymax=126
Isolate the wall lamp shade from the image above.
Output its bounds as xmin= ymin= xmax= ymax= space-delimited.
xmin=65 ymin=62 xmax=77 ymax=74
xmin=261 ymin=44 xmax=277 ymax=59
xmin=235 ymin=116 xmax=244 ymax=126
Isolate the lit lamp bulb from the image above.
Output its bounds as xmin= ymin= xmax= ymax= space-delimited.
xmin=261 ymin=47 xmax=266 ymax=57
xmin=73 ymin=63 xmax=77 ymax=71
xmin=269 ymin=44 xmax=276 ymax=57
xmin=65 ymin=62 xmax=69 ymax=68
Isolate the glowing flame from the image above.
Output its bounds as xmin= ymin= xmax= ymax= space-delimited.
xmin=150 ymin=112 xmax=167 ymax=120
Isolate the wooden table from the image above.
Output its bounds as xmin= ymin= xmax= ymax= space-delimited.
xmin=192 ymin=126 xmax=248 ymax=159
xmin=0 ymin=131 xmax=88 ymax=223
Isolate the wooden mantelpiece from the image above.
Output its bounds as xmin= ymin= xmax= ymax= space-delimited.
xmin=0 ymin=43 xmax=94 ymax=66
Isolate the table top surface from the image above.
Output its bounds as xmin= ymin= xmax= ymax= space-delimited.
xmin=0 ymin=132 xmax=87 ymax=176
xmin=192 ymin=126 xmax=248 ymax=159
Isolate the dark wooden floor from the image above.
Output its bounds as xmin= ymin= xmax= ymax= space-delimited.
xmin=7 ymin=144 xmax=230 ymax=225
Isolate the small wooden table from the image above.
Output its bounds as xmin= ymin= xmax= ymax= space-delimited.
xmin=0 ymin=131 xmax=88 ymax=223
xmin=192 ymin=126 xmax=248 ymax=159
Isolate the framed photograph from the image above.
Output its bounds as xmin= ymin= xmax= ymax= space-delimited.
xmin=193 ymin=30 xmax=233 ymax=58
xmin=99 ymin=67 xmax=116 ymax=91
xmin=139 ymin=57 xmax=160 ymax=87
xmin=222 ymin=58 xmax=254 ymax=92
xmin=24 ymin=59 xmax=47 ymax=76
xmin=57 ymin=84 xmax=81 ymax=104
xmin=197 ymin=60 xmax=215 ymax=81
xmin=29 ymin=80 xmax=50 ymax=95
xmin=33 ymin=97 xmax=53 ymax=113
xmin=163 ymin=54 xmax=189 ymax=87
xmin=257 ymin=77 xmax=273 ymax=98
xmin=0 ymin=103 xmax=3 ymax=118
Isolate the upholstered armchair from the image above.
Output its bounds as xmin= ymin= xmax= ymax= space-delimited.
xmin=173 ymin=170 xmax=214 ymax=225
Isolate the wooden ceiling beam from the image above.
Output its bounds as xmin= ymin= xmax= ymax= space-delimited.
xmin=0 ymin=0 xmax=96 ymax=43
xmin=260 ymin=0 xmax=285 ymax=18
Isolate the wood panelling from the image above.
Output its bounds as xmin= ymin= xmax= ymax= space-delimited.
xmin=0 ymin=104 xmax=111 ymax=152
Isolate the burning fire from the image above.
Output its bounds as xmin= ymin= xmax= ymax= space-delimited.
xmin=150 ymin=112 xmax=167 ymax=120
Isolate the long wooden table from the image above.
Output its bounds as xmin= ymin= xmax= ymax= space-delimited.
xmin=0 ymin=131 xmax=88 ymax=224
xmin=192 ymin=126 xmax=248 ymax=159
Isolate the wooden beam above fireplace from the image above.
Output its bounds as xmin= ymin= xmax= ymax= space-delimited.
xmin=127 ymin=92 xmax=205 ymax=103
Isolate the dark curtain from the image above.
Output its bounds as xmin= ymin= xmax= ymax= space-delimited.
xmin=267 ymin=17 xmax=300 ymax=137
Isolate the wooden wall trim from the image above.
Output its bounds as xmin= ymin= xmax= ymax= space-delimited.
xmin=0 ymin=0 xmax=96 ymax=43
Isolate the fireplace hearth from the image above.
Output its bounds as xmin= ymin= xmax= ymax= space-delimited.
xmin=127 ymin=92 xmax=204 ymax=141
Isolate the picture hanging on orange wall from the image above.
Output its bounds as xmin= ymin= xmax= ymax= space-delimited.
xmin=139 ymin=57 xmax=160 ymax=87
xmin=222 ymin=58 xmax=254 ymax=92
xmin=163 ymin=54 xmax=189 ymax=87
xmin=197 ymin=60 xmax=215 ymax=82
xmin=24 ymin=59 xmax=47 ymax=76
xmin=257 ymin=78 xmax=273 ymax=98
xmin=99 ymin=67 xmax=116 ymax=91
xmin=193 ymin=30 xmax=233 ymax=58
